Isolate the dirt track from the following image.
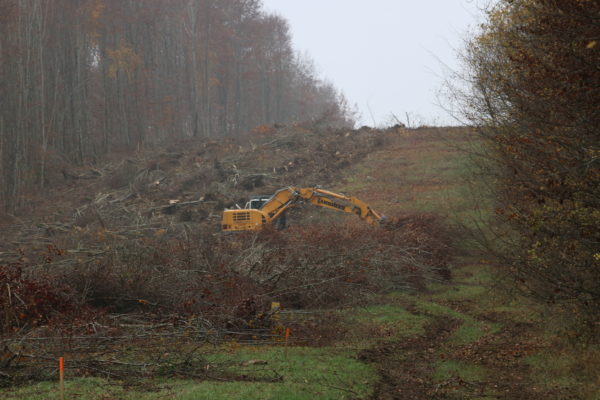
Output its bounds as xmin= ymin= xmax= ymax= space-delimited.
xmin=359 ymin=305 xmax=572 ymax=400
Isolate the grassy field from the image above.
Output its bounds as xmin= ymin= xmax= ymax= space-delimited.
xmin=3 ymin=127 xmax=598 ymax=399
xmin=337 ymin=128 xmax=599 ymax=399
xmin=2 ymin=346 xmax=376 ymax=400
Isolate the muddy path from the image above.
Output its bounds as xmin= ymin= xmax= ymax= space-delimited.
xmin=359 ymin=311 xmax=576 ymax=400
xmin=359 ymin=315 xmax=461 ymax=399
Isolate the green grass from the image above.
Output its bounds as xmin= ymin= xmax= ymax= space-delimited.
xmin=418 ymin=299 xmax=491 ymax=344
xmin=340 ymin=130 xmax=492 ymax=231
xmin=2 ymin=378 xmax=138 ymax=400
xmin=2 ymin=347 xmax=376 ymax=400
xmin=433 ymin=359 xmax=486 ymax=383
xmin=452 ymin=262 xmax=493 ymax=285
xmin=525 ymin=348 xmax=600 ymax=399
xmin=346 ymin=304 xmax=428 ymax=328
xmin=337 ymin=304 xmax=430 ymax=348
xmin=432 ymin=360 xmax=496 ymax=400
xmin=429 ymin=283 xmax=489 ymax=301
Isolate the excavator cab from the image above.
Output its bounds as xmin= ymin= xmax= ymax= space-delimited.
xmin=245 ymin=195 xmax=272 ymax=210
xmin=221 ymin=195 xmax=272 ymax=231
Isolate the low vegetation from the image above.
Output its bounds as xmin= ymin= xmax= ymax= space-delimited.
xmin=1 ymin=125 xmax=598 ymax=399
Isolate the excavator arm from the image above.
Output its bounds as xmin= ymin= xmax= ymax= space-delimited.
xmin=301 ymin=187 xmax=384 ymax=225
xmin=221 ymin=186 xmax=384 ymax=232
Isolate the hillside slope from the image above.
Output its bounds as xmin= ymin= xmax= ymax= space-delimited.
xmin=2 ymin=126 xmax=597 ymax=400
xmin=0 ymin=124 xmax=399 ymax=264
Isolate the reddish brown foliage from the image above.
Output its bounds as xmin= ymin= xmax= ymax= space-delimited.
xmin=0 ymin=210 xmax=451 ymax=337
xmin=0 ymin=265 xmax=77 ymax=334
xmin=465 ymin=0 xmax=600 ymax=334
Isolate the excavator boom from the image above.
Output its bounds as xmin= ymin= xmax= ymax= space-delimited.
xmin=221 ymin=186 xmax=384 ymax=232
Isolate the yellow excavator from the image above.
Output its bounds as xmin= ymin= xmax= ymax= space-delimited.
xmin=221 ymin=186 xmax=385 ymax=232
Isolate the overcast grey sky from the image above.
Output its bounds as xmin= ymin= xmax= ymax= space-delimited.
xmin=261 ymin=0 xmax=483 ymax=127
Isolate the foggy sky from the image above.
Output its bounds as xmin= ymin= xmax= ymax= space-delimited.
xmin=261 ymin=0 xmax=483 ymax=127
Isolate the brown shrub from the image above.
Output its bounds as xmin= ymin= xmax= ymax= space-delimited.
xmin=0 ymin=264 xmax=79 ymax=334
xmin=8 ymin=213 xmax=451 ymax=334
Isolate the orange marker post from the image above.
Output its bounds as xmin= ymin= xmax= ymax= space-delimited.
xmin=59 ymin=357 xmax=65 ymax=400
xmin=284 ymin=328 xmax=291 ymax=358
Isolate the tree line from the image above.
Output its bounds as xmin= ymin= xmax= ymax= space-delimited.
xmin=0 ymin=0 xmax=354 ymax=212
xmin=464 ymin=0 xmax=599 ymax=335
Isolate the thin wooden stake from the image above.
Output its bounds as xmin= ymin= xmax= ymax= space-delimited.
xmin=284 ymin=328 xmax=291 ymax=358
xmin=59 ymin=357 xmax=65 ymax=400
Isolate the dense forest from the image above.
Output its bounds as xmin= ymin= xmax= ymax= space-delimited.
xmin=0 ymin=0 xmax=354 ymax=212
